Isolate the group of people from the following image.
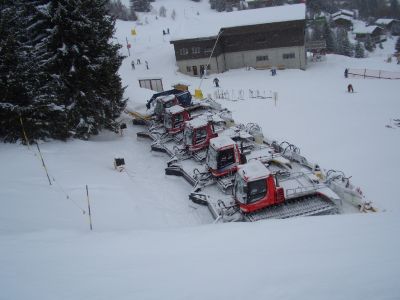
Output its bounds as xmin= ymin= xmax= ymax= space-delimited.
xmin=131 ymin=59 xmax=149 ymax=70
xmin=162 ymin=28 xmax=170 ymax=35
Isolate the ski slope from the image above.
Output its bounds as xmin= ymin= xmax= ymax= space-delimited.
xmin=1 ymin=1 xmax=399 ymax=299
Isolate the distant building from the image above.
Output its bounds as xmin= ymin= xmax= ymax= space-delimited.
xmin=331 ymin=9 xmax=355 ymax=30
xmin=353 ymin=25 xmax=386 ymax=44
xmin=170 ymin=4 xmax=306 ymax=77
xmin=375 ymin=18 xmax=400 ymax=36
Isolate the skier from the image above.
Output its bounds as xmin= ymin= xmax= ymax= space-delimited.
xmin=344 ymin=68 xmax=348 ymax=78
xmin=131 ymin=60 xmax=135 ymax=70
xmin=145 ymin=61 xmax=149 ymax=70
xmin=167 ymin=28 xmax=170 ymax=34
xmin=213 ymin=77 xmax=220 ymax=87
xmin=347 ymin=84 xmax=354 ymax=93
xmin=137 ymin=58 xmax=141 ymax=65
xmin=163 ymin=30 xmax=166 ymax=35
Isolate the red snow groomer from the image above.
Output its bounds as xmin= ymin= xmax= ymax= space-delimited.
xmin=163 ymin=105 xmax=190 ymax=134
xmin=183 ymin=117 xmax=217 ymax=152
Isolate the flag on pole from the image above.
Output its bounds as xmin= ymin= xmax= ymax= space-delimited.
xmin=131 ymin=28 xmax=137 ymax=36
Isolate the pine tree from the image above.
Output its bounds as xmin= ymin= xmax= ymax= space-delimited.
xmin=323 ymin=21 xmax=336 ymax=53
xmin=395 ymin=36 xmax=400 ymax=53
xmin=171 ymin=9 xmax=176 ymax=20
xmin=130 ymin=0 xmax=151 ymax=13
xmin=336 ymin=28 xmax=353 ymax=57
xmin=354 ymin=41 xmax=365 ymax=58
xmin=364 ymin=35 xmax=375 ymax=52
xmin=215 ymin=0 xmax=226 ymax=12
xmin=159 ymin=6 xmax=167 ymax=17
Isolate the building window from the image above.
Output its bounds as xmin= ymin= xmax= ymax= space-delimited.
xmin=283 ymin=53 xmax=295 ymax=59
xmin=256 ymin=55 xmax=269 ymax=61
xmin=186 ymin=66 xmax=191 ymax=72
xmin=179 ymin=48 xmax=189 ymax=55
xmin=204 ymin=48 xmax=212 ymax=54
xmin=192 ymin=47 xmax=201 ymax=54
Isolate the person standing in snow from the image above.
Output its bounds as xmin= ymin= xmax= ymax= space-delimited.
xmin=347 ymin=84 xmax=354 ymax=93
xmin=137 ymin=58 xmax=141 ymax=64
xmin=145 ymin=61 xmax=149 ymax=70
xmin=131 ymin=60 xmax=135 ymax=70
xmin=213 ymin=77 xmax=220 ymax=87
xmin=344 ymin=68 xmax=348 ymax=78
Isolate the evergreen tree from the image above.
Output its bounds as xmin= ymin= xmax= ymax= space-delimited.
xmin=336 ymin=28 xmax=353 ymax=57
xmin=364 ymin=35 xmax=375 ymax=52
xmin=395 ymin=36 xmax=400 ymax=53
xmin=215 ymin=0 xmax=226 ymax=12
xmin=390 ymin=0 xmax=399 ymax=18
xmin=323 ymin=21 xmax=337 ymax=53
xmin=130 ymin=0 xmax=151 ymax=13
xmin=354 ymin=41 xmax=365 ymax=58
xmin=159 ymin=6 xmax=167 ymax=17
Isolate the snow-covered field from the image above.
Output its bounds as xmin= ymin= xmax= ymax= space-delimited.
xmin=1 ymin=1 xmax=400 ymax=299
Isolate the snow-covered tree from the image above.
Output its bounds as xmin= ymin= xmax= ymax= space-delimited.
xmin=323 ymin=21 xmax=337 ymax=53
xmin=159 ymin=6 xmax=167 ymax=17
xmin=107 ymin=0 xmax=137 ymax=21
xmin=171 ymin=9 xmax=176 ymax=20
xmin=0 ymin=1 xmax=37 ymax=142
xmin=395 ymin=36 xmax=400 ymax=53
xmin=130 ymin=0 xmax=151 ymax=12
xmin=354 ymin=41 xmax=365 ymax=58
xmin=336 ymin=28 xmax=353 ymax=57
xmin=364 ymin=35 xmax=375 ymax=52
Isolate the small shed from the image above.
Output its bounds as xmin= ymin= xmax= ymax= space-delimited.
xmin=138 ymin=77 xmax=164 ymax=92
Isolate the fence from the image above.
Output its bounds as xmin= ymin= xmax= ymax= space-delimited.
xmin=348 ymin=68 xmax=400 ymax=80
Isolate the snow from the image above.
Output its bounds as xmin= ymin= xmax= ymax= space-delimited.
xmin=165 ymin=104 xmax=184 ymax=114
xmin=375 ymin=18 xmax=397 ymax=25
xmin=209 ymin=135 xmax=235 ymax=149
xmin=1 ymin=0 xmax=400 ymax=299
xmin=238 ymin=159 xmax=270 ymax=180
xmin=353 ymin=24 xmax=381 ymax=34
xmin=185 ymin=115 xmax=209 ymax=128
xmin=171 ymin=3 xmax=305 ymax=40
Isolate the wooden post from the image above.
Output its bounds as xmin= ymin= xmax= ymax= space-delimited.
xmin=86 ymin=185 xmax=93 ymax=231
xmin=19 ymin=116 xmax=31 ymax=150
xmin=36 ymin=143 xmax=52 ymax=185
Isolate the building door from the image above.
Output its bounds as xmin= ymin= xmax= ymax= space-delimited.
xmin=192 ymin=65 xmax=198 ymax=76
xmin=199 ymin=65 xmax=205 ymax=77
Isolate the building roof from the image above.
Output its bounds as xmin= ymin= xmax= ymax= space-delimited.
xmin=332 ymin=9 xmax=354 ymax=18
xmin=375 ymin=18 xmax=398 ymax=25
xmin=353 ymin=24 xmax=382 ymax=34
xmin=171 ymin=4 xmax=306 ymax=41
xmin=332 ymin=15 xmax=353 ymax=22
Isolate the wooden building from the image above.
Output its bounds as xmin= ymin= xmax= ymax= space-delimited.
xmin=331 ymin=9 xmax=354 ymax=30
xmin=170 ymin=4 xmax=306 ymax=77
xmin=375 ymin=19 xmax=400 ymax=36
xmin=353 ymin=25 xmax=386 ymax=44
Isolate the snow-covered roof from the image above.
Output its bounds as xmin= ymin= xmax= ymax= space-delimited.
xmin=165 ymin=105 xmax=185 ymax=115
xmin=185 ymin=115 xmax=209 ymax=129
xmin=158 ymin=94 xmax=176 ymax=103
xmin=171 ymin=4 xmax=306 ymax=41
xmin=332 ymin=9 xmax=354 ymax=18
xmin=238 ymin=160 xmax=270 ymax=181
xmin=171 ymin=80 xmax=190 ymax=87
xmin=209 ymin=135 xmax=235 ymax=150
xmin=353 ymin=24 xmax=382 ymax=34
xmin=332 ymin=15 xmax=353 ymax=22
xmin=375 ymin=18 xmax=398 ymax=25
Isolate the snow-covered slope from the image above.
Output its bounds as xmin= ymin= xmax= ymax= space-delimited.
xmin=1 ymin=1 xmax=399 ymax=299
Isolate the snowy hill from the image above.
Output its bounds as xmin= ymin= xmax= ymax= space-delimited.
xmin=1 ymin=1 xmax=400 ymax=299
